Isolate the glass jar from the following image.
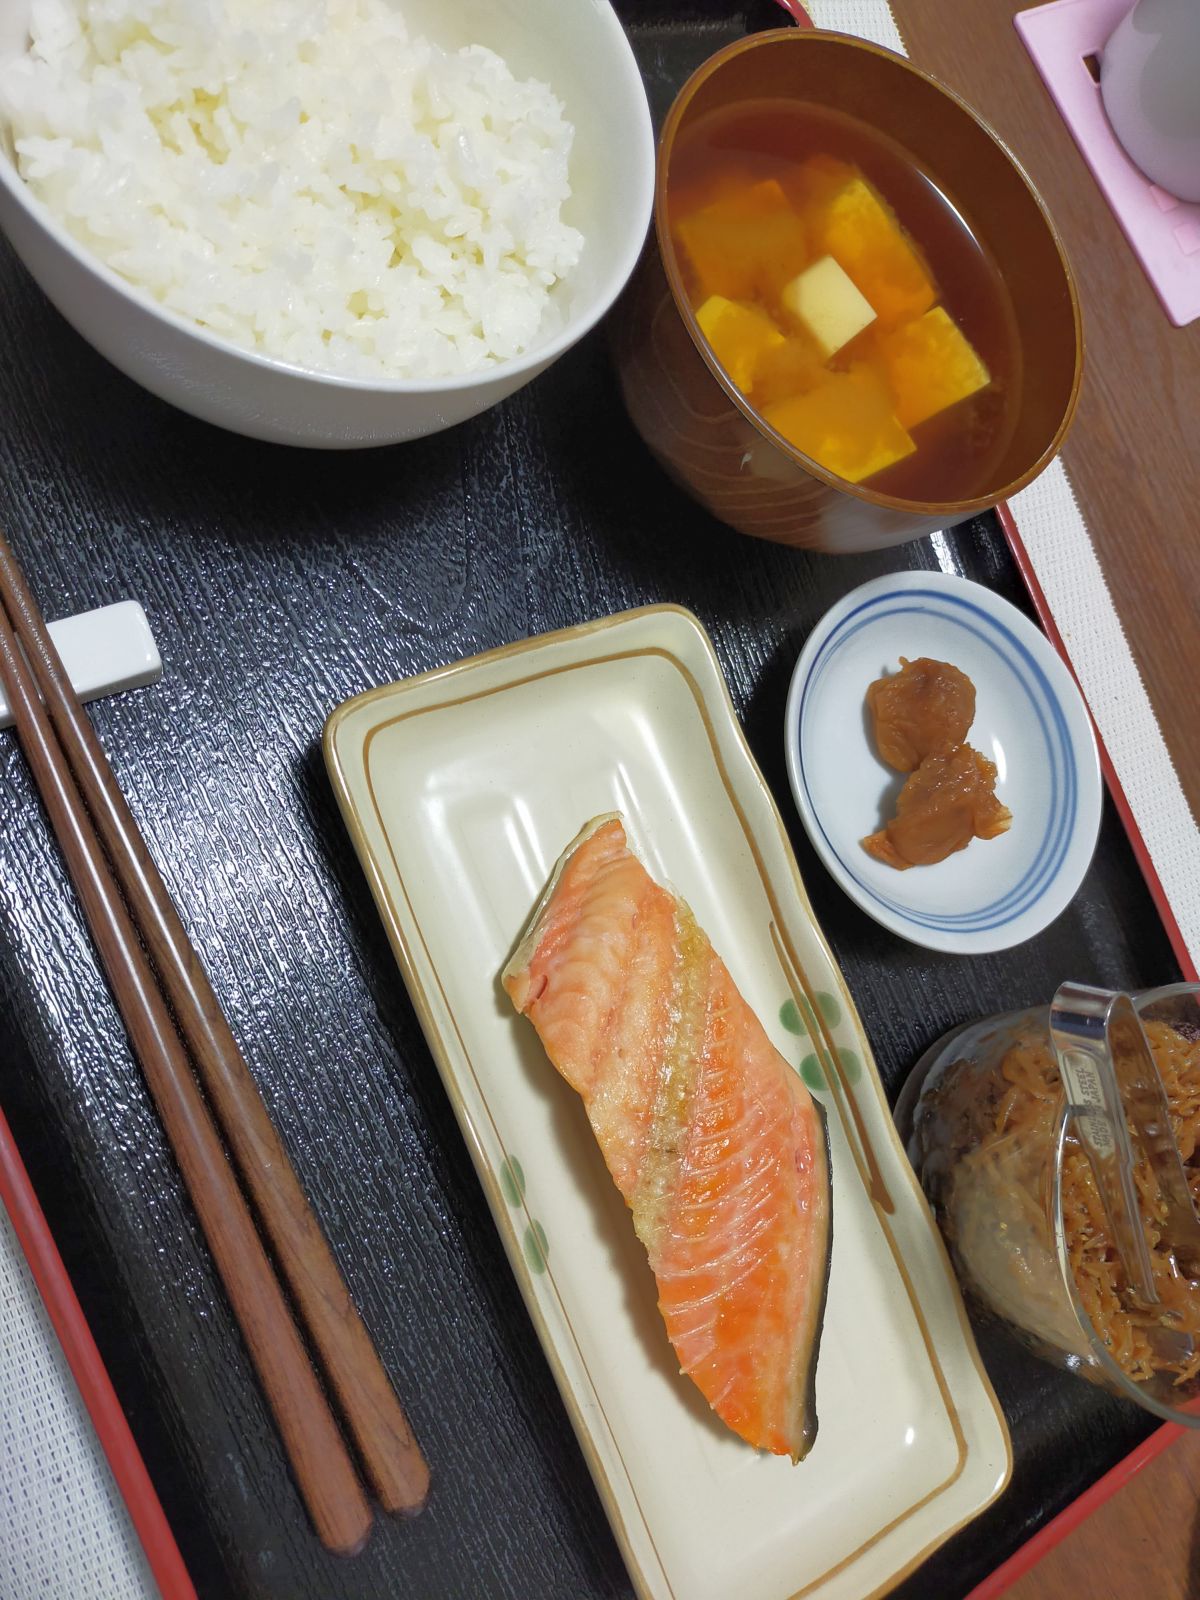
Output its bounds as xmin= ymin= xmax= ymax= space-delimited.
xmin=897 ymin=983 xmax=1200 ymax=1424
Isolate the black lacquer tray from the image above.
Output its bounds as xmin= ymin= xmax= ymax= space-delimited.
xmin=0 ymin=6 xmax=1177 ymax=1597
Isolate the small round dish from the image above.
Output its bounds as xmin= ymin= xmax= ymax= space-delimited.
xmin=784 ymin=571 xmax=1102 ymax=953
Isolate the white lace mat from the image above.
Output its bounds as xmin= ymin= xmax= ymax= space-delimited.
xmin=0 ymin=1204 xmax=158 ymax=1600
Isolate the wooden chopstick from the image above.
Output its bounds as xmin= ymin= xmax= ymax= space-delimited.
xmin=0 ymin=535 xmax=429 ymax=1520
xmin=0 ymin=582 xmax=372 ymax=1556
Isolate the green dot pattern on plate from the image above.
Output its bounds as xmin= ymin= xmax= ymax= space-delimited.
xmin=779 ymin=999 xmax=805 ymax=1035
xmin=817 ymin=991 xmax=842 ymax=1028
xmin=523 ymin=1221 xmax=550 ymax=1274
xmin=780 ymin=996 xmax=820 ymax=1035
xmin=839 ymin=1048 xmax=862 ymax=1084
xmin=499 ymin=1155 xmax=526 ymax=1207
xmin=799 ymin=1053 xmax=824 ymax=1091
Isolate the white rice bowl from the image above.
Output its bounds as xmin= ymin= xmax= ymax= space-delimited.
xmin=0 ymin=0 xmax=586 ymax=380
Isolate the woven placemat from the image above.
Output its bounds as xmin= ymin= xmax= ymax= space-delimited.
xmin=0 ymin=1203 xmax=157 ymax=1600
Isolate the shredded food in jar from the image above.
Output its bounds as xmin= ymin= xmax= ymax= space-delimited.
xmin=987 ymin=1020 xmax=1200 ymax=1385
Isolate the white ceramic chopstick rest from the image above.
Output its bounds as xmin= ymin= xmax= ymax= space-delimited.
xmin=0 ymin=601 xmax=162 ymax=729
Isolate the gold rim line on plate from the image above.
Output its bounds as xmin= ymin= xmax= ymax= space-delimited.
xmin=323 ymin=603 xmax=1012 ymax=1599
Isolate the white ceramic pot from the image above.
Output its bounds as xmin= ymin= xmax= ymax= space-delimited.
xmin=0 ymin=1 xmax=655 ymax=448
xmin=1101 ymin=0 xmax=1200 ymax=202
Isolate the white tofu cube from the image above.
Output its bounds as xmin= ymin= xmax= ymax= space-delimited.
xmin=780 ymin=256 xmax=876 ymax=360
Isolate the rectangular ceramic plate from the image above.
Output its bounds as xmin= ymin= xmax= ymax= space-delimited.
xmin=324 ymin=605 xmax=1011 ymax=1600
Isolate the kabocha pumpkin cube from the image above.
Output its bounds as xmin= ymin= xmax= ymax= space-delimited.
xmin=791 ymin=155 xmax=858 ymax=210
xmin=780 ymin=255 xmax=877 ymax=359
xmin=674 ymin=179 xmax=807 ymax=302
xmin=696 ymin=295 xmax=785 ymax=391
xmin=763 ymin=366 xmax=915 ymax=484
xmin=807 ymin=172 xmax=935 ymax=330
xmin=877 ymin=306 xmax=991 ymax=428
xmin=749 ymin=331 xmax=827 ymax=408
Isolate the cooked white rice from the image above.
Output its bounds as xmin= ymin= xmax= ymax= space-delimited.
xmin=0 ymin=0 xmax=585 ymax=379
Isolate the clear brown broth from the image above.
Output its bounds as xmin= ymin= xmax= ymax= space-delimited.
xmin=669 ymin=99 xmax=1024 ymax=502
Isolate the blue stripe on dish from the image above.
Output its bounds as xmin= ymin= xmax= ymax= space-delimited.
xmin=794 ymin=589 xmax=1077 ymax=934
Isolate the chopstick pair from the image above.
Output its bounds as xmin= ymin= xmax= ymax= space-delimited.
xmin=0 ymin=530 xmax=428 ymax=1554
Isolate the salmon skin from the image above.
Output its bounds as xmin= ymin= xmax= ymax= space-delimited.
xmin=502 ymin=815 xmax=832 ymax=1460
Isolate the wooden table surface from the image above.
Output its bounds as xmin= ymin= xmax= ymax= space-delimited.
xmin=893 ymin=0 xmax=1200 ymax=825
xmin=886 ymin=2 xmax=1200 ymax=1595
xmin=1003 ymin=1428 xmax=1200 ymax=1600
